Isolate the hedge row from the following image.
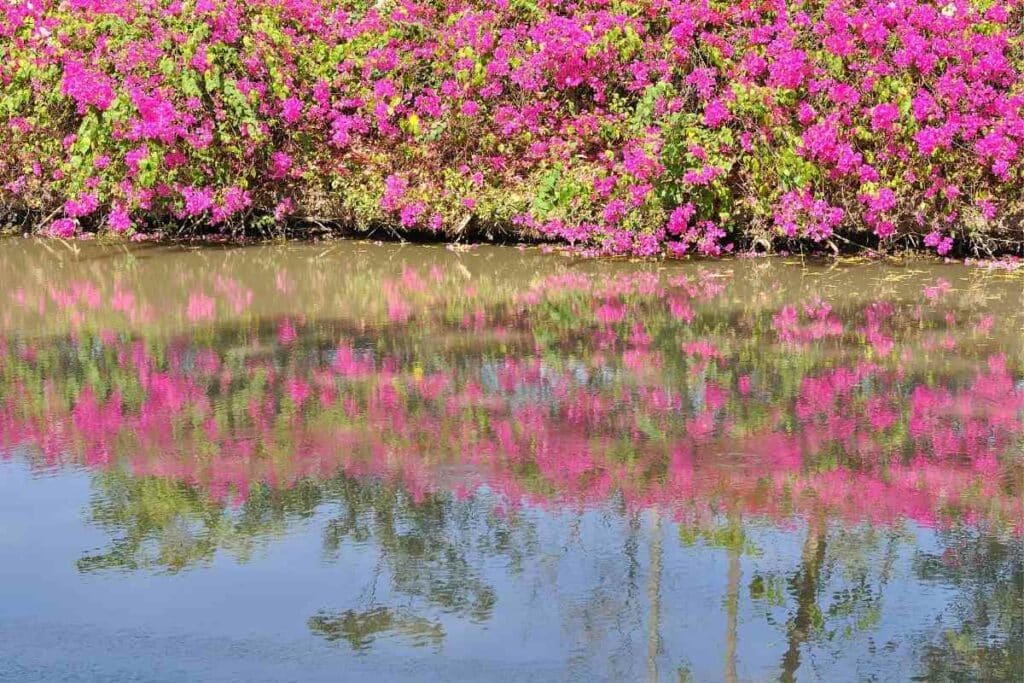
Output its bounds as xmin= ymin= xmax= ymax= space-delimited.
xmin=2 ymin=0 xmax=1024 ymax=255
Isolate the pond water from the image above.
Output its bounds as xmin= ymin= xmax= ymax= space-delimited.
xmin=0 ymin=240 xmax=1021 ymax=682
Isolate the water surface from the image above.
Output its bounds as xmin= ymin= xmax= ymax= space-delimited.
xmin=0 ymin=240 xmax=1021 ymax=682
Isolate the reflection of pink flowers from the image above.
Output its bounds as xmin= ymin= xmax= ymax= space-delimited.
xmin=860 ymin=301 xmax=895 ymax=357
xmin=285 ymin=378 xmax=311 ymax=407
xmin=923 ymin=278 xmax=953 ymax=300
xmin=387 ymin=297 xmax=411 ymax=322
xmin=682 ymin=340 xmax=723 ymax=359
xmin=623 ymin=349 xmax=661 ymax=372
xmin=277 ymin=318 xmax=298 ymax=345
xmin=333 ymin=344 xmax=375 ymax=377
xmin=0 ymin=267 xmax=1020 ymax=533
xmin=110 ymin=288 xmax=135 ymax=315
xmin=773 ymin=301 xmax=844 ymax=345
xmin=3 ymin=332 xmax=1020 ymax=529
xmin=186 ymin=293 xmax=215 ymax=321
xmin=596 ymin=300 xmax=626 ymax=324
xmin=214 ymin=276 xmax=253 ymax=314
xmin=668 ymin=297 xmax=694 ymax=323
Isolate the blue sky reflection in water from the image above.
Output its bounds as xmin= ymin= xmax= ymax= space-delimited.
xmin=0 ymin=241 xmax=1021 ymax=682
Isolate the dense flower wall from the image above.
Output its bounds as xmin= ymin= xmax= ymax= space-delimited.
xmin=2 ymin=0 xmax=1024 ymax=254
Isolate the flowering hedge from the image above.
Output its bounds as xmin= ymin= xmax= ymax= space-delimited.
xmin=2 ymin=0 xmax=1024 ymax=255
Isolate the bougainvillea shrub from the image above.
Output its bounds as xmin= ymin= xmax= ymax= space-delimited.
xmin=2 ymin=0 xmax=1023 ymax=255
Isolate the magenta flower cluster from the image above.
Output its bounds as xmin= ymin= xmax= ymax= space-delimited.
xmin=2 ymin=0 xmax=1022 ymax=254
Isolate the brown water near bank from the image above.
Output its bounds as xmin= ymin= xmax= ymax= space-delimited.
xmin=3 ymin=239 xmax=1021 ymax=336
xmin=0 ymin=239 xmax=1021 ymax=681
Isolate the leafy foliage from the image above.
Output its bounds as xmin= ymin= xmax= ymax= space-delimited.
xmin=2 ymin=0 xmax=1024 ymax=254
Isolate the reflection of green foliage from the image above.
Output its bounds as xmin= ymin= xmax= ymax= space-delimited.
xmin=79 ymin=471 xmax=324 ymax=573
xmin=678 ymin=519 xmax=754 ymax=554
xmin=79 ymin=468 xmax=518 ymax=646
xmin=80 ymin=472 xmax=225 ymax=573
xmin=321 ymin=478 xmax=499 ymax=622
xmin=914 ymin=531 xmax=1024 ymax=681
xmin=749 ymin=573 xmax=786 ymax=607
xmin=308 ymin=607 xmax=445 ymax=651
